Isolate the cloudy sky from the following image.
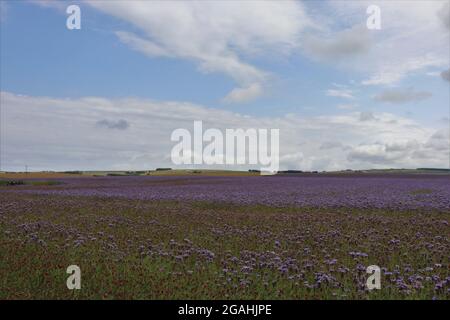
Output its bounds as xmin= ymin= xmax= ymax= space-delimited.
xmin=0 ymin=0 xmax=449 ymax=171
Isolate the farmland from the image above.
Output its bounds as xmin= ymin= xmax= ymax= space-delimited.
xmin=0 ymin=173 xmax=449 ymax=299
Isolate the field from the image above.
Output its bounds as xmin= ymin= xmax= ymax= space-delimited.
xmin=0 ymin=173 xmax=449 ymax=299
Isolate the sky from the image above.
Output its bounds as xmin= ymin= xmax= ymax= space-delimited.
xmin=0 ymin=0 xmax=449 ymax=171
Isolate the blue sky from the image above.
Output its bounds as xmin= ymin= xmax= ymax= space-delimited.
xmin=0 ymin=0 xmax=449 ymax=171
xmin=1 ymin=2 xmax=233 ymax=104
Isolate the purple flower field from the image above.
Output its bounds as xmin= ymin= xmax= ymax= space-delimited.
xmin=0 ymin=173 xmax=449 ymax=299
xmin=10 ymin=174 xmax=450 ymax=210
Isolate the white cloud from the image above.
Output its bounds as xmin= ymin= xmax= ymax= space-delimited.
xmin=2 ymin=91 xmax=447 ymax=171
xmin=326 ymin=88 xmax=354 ymax=99
xmin=318 ymin=0 xmax=450 ymax=86
xmin=115 ymin=31 xmax=172 ymax=58
xmin=30 ymin=0 xmax=450 ymax=95
xmin=26 ymin=0 xmax=449 ymax=104
xmin=361 ymin=55 xmax=447 ymax=86
xmin=86 ymin=0 xmax=312 ymax=103
xmin=348 ymin=131 xmax=449 ymax=167
xmin=223 ymin=83 xmax=264 ymax=104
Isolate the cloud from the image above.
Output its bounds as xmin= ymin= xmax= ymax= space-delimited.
xmin=424 ymin=129 xmax=450 ymax=151
xmin=359 ymin=112 xmax=376 ymax=122
xmin=437 ymin=1 xmax=450 ymax=31
xmin=96 ymin=119 xmax=129 ymax=130
xmin=2 ymin=91 xmax=447 ymax=171
xmin=115 ymin=31 xmax=172 ymax=58
xmin=31 ymin=1 xmax=449 ymax=93
xmin=86 ymin=0 xmax=312 ymax=103
xmin=441 ymin=69 xmax=450 ymax=82
xmin=326 ymin=89 xmax=354 ymax=100
xmin=348 ymin=143 xmax=398 ymax=164
xmin=28 ymin=0 xmax=449 ymax=96
xmin=303 ymin=25 xmax=371 ymax=62
xmin=374 ymin=88 xmax=432 ymax=104
xmin=319 ymin=141 xmax=344 ymax=150
xmin=325 ymin=1 xmax=449 ymax=86
xmin=361 ymin=55 xmax=447 ymax=86
xmin=223 ymin=83 xmax=264 ymax=104
xmin=348 ymin=130 xmax=449 ymax=167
